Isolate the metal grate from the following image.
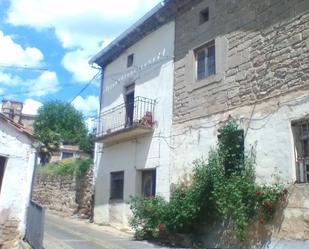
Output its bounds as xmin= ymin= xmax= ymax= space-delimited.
xmin=96 ymin=96 xmax=156 ymax=138
xmin=296 ymin=158 xmax=309 ymax=183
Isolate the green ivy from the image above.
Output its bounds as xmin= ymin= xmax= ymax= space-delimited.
xmin=129 ymin=121 xmax=288 ymax=243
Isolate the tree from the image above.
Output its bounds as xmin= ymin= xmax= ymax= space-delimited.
xmin=35 ymin=129 xmax=61 ymax=165
xmin=33 ymin=100 xmax=94 ymax=163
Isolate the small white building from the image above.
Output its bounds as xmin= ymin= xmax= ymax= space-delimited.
xmin=0 ymin=113 xmax=38 ymax=248
xmin=90 ymin=3 xmax=175 ymax=228
xmin=49 ymin=144 xmax=89 ymax=163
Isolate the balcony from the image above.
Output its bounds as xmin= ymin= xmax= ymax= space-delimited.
xmin=96 ymin=97 xmax=156 ymax=144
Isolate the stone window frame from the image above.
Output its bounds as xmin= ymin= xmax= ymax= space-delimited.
xmin=185 ymin=36 xmax=228 ymax=93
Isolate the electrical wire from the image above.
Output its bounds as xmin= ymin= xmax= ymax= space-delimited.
xmin=0 ymin=64 xmax=48 ymax=71
xmin=69 ymin=71 xmax=101 ymax=104
xmin=0 ymin=74 xmax=101 ymax=99
xmin=0 ymin=83 xmax=77 ymax=98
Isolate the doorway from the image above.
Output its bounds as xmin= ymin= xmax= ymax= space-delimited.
xmin=125 ymin=83 xmax=135 ymax=127
xmin=141 ymin=169 xmax=156 ymax=197
xmin=0 ymin=156 xmax=7 ymax=194
xmin=293 ymin=119 xmax=309 ymax=183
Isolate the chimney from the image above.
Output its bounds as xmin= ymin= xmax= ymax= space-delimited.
xmin=1 ymin=99 xmax=23 ymax=124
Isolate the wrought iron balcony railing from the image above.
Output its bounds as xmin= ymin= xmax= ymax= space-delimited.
xmin=96 ymin=96 xmax=156 ymax=139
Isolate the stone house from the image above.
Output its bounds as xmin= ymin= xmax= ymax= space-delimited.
xmin=90 ymin=2 xmax=175 ymax=227
xmin=0 ymin=113 xmax=40 ymax=248
xmin=171 ymin=0 xmax=309 ymax=186
xmin=169 ymin=0 xmax=309 ymax=245
xmin=49 ymin=144 xmax=89 ymax=163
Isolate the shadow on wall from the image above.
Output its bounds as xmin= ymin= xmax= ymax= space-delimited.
xmin=198 ymin=202 xmax=287 ymax=248
xmin=199 ymin=183 xmax=309 ymax=249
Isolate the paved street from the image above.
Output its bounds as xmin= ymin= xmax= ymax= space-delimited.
xmin=44 ymin=212 xmax=169 ymax=249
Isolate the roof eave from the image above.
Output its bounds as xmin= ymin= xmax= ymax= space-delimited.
xmin=89 ymin=1 xmax=169 ymax=67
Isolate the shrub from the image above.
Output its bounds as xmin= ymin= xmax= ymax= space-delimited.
xmin=129 ymin=196 xmax=168 ymax=240
xmin=129 ymin=121 xmax=288 ymax=242
xmin=36 ymin=158 xmax=92 ymax=176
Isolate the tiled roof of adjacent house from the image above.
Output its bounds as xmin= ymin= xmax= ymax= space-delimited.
xmin=60 ymin=144 xmax=81 ymax=152
xmin=0 ymin=113 xmax=34 ymax=139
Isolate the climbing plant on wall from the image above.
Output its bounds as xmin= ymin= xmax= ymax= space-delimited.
xmin=129 ymin=121 xmax=288 ymax=242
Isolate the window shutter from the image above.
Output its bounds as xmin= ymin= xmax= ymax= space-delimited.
xmin=207 ymin=45 xmax=216 ymax=76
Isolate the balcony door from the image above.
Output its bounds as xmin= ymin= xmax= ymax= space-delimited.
xmin=125 ymin=84 xmax=135 ymax=127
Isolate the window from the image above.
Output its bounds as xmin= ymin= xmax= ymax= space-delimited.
xmin=199 ymin=7 xmax=209 ymax=24
xmin=0 ymin=156 xmax=7 ymax=194
xmin=110 ymin=171 xmax=124 ymax=200
xmin=8 ymin=109 xmax=14 ymax=119
xmin=196 ymin=41 xmax=216 ymax=80
xmin=141 ymin=170 xmax=156 ymax=197
xmin=127 ymin=54 xmax=134 ymax=68
xmin=61 ymin=152 xmax=74 ymax=160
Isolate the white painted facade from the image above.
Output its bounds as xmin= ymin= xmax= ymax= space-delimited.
xmin=171 ymin=90 xmax=309 ymax=186
xmin=0 ymin=117 xmax=36 ymax=245
xmin=93 ymin=21 xmax=175 ymax=227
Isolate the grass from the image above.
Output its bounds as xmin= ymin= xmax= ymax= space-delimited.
xmin=36 ymin=158 xmax=92 ymax=176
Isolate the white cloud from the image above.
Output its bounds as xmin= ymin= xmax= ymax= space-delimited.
xmin=7 ymin=0 xmax=161 ymax=50
xmin=0 ymin=30 xmax=43 ymax=66
xmin=72 ymin=95 xmax=99 ymax=116
xmin=62 ymin=49 xmax=98 ymax=82
xmin=0 ymin=88 xmax=4 ymax=95
xmin=85 ymin=117 xmax=96 ymax=132
xmin=22 ymin=98 xmax=43 ymax=115
xmin=28 ymin=71 xmax=60 ymax=97
xmin=0 ymin=70 xmax=60 ymax=98
xmin=7 ymin=0 xmax=161 ymax=81
xmin=61 ymin=38 xmax=112 ymax=83
xmin=0 ymin=70 xmax=23 ymax=86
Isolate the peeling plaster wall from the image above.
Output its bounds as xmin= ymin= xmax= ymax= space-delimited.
xmin=172 ymin=90 xmax=309 ymax=185
xmin=0 ymin=119 xmax=36 ymax=248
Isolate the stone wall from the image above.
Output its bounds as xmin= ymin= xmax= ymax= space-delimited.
xmin=32 ymin=169 xmax=93 ymax=219
xmin=174 ymin=0 xmax=309 ymax=123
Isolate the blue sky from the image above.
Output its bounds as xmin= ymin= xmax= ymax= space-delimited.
xmin=0 ymin=0 xmax=161 ymax=120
